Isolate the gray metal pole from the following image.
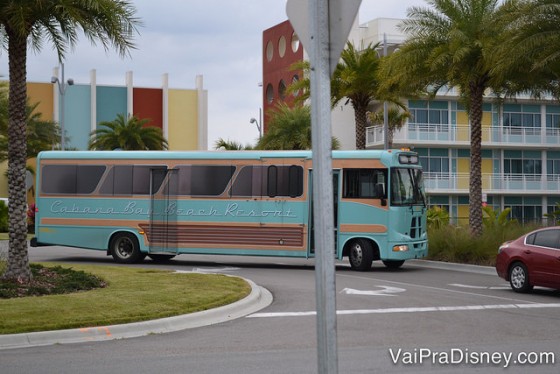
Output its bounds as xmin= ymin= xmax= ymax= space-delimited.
xmin=309 ymin=0 xmax=338 ymax=372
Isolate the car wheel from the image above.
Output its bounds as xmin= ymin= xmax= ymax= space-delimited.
xmin=110 ymin=232 xmax=146 ymax=264
xmin=509 ymin=262 xmax=533 ymax=293
xmin=348 ymin=239 xmax=373 ymax=271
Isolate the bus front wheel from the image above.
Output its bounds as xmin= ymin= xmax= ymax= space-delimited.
xmin=348 ymin=239 xmax=373 ymax=271
xmin=110 ymin=233 xmax=146 ymax=264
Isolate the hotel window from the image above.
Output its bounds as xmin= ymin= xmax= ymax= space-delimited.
xmin=546 ymin=106 xmax=560 ymax=129
xmin=408 ymin=100 xmax=449 ymax=127
xmin=503 ymin=104 xmax=541 ymax=128
xmin=503 ymin=151 xmax=541 ymax=175
xmin=418 ymin=149 xmax=449 ymax=174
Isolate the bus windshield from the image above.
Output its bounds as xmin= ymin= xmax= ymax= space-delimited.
xmin=390 ymin=168 xmax=426 ymax=206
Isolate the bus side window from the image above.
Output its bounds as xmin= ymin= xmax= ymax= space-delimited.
xmin=288 ymin=165 xmax=303 ymax=198
xmin=99 ymin=165 xmax=166 ymax=195
xmin=267 ymin=166 xmax=278 ymax=197
xmin=343 ymin=168 xmax=387 ymax=199
xmin=231 ymin=166 xmax=252 ymax=196
xmin=41 ymin=164 xmax=105 ymax=195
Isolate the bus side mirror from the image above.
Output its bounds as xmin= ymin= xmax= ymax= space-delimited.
xmin=376 ymin=183 xmax=387 ymax=206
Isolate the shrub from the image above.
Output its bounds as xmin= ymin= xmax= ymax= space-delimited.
xmin=427 ymin=221 xmax=538 ymax=266
xmin=427 ymin=206 xmax=449 ymax=230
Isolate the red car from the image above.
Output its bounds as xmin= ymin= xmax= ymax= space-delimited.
xmin=496 ymin=227 xmax=560 ymax=293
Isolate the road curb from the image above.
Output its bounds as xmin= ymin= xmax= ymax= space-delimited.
xmin=0 ymin=277 xmax=272 ymax=350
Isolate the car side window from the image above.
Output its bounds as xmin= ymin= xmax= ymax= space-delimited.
xmin=532 ymin=230 xmax=560 ymax=249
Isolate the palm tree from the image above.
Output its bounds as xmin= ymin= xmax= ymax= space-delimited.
xmin=288 ymin=42 xmax=399 ymax=150
xmin=89 ymin=114 xmax=168 ymax=151
xmin=286 ymin=60 xmax=311 ymax=106
xmin=368 ymin=105 xmax=412 ymax=149
xmin=493 ymin=0 xmax=560 ymax=98
xmin=214 ymin=138 xmax=254 ymax=150
xmin=256 ymin=103 xmax=340 ymax=150
xmin=331 ymin=42 xmax=385 ymax=150
xmin=0 ymin=101 xmax=62 ymax=161
xmin=380 ymin=0 xmax=512 ymax=237
xmin=0 ymin=0 xmax=141 ymax=282
xmin=0 ymin=82 xmax=62 ymax=160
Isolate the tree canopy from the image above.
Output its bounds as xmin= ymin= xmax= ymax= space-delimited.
xmin=0 ymin=0 xmax=141 ymax=282
xmin=89 ymin=114 xmax=168 ymax=151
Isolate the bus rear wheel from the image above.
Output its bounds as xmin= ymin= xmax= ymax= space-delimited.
xmin=110 ymin=233 xmax=146 ymax=264
xmin=348 ymin=239 xmax=373 ymax=271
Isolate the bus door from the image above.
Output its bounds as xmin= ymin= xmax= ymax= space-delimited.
xmin=149 ymin=168 xmax=178 ymax=254
xmin=308 ymin=170 xmax=340 ymax=257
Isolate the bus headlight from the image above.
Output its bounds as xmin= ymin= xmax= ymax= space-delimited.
xmin=392 ymin=245 xmax=409 ymax=252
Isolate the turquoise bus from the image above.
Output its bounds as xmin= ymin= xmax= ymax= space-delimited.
xmin=31 ymin=149 xmax=428 ymax=271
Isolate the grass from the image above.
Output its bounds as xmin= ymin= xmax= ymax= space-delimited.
xmin=0 ymin=263 xmax=251 ymax=334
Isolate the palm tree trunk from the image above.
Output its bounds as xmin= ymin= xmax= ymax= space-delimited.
xmin=354 ymin=105 xmax=368 ymax=150
xmin=3 ymin=33 xmax=32 ymax=282
xmin=468 ymin=83 xmax=484 ymax=237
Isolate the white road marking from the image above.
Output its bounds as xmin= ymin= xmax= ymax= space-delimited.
xmin=449 ymin=283 xmax=511 ymax=290
xmin=247 ymin=302 xmax=560 ymax=318
xmin=340 ymin=286 xmax=406 ymax=296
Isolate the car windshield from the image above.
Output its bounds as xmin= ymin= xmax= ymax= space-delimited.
xmin=390 ymin=168 xmax=426 ymax=206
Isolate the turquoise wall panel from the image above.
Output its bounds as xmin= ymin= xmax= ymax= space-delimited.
xmin=63 ymin=84 xmax=91 ymax=150
xmin=96 ymin=86 xmax=127 ymax=124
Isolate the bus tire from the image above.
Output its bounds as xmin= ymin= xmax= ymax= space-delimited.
xmin=382 ymin=260 xmax=405 ymax=269
xmin=148 ymin=254 xmax=176 ymax=262
xmin=110 ymin=233 xmax=146 ymax=264
xmin=348 ymin=239 xmax=373 ymax=271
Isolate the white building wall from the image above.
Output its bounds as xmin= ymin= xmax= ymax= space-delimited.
xmin=331 ymin=102 xmax=356 ymax=150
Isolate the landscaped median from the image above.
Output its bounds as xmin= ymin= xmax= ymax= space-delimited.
xmin=0 ymin=264 xmax=252 ymax=335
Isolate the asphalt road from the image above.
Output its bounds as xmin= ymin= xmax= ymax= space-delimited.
xmin=1 ymin=245 xmax=560 ymax=373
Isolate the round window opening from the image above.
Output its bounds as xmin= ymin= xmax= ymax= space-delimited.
xmin=279 ymin=80 xmax=286 ymax=100
xmin=266 ymin=83 xmax=274 ymax=103
xmin=278 ymin=36 xmax=286 ymax=58
xmin=291 ymin=32 xmax=300 ymax=53
xmin=292 ymin=75 xmax=300 ymax=96
xmin=266 ymin=41 xmax=274 ymax=62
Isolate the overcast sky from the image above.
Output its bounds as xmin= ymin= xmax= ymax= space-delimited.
xmin=3 ymin=0 xmax=424 ymax=149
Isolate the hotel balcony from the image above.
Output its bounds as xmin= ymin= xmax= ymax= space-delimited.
xmin=424 ymin=172 xmax=560 ymax=195
xmin=366 ymin=124 xmax=560 ymax=149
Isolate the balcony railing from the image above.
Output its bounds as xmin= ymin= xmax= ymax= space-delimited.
xmin=424 ymin=172 xmax=560 ymax=194
xmin=365 ymin=124 xmax=560 ymax=148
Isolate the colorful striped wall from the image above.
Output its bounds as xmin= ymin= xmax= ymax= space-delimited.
xmin=26 ymin=70 xmax=207 ymax=152
xmin=0 ymin=71 xmax=208 ymax=199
